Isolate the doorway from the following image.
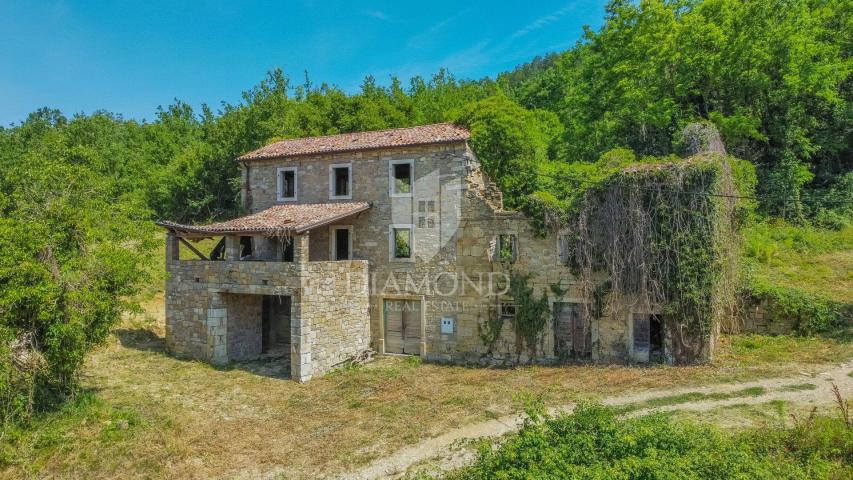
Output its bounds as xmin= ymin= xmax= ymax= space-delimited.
xmin=633 ymin=313 xmax=664 ymax=363
xmin=383 ymin=299 xmax=422 ymax=355
xmin=554 ymin=302 xmax=591 ymax=360
xmin=261 ymin=295 xmax=292 ymax=357
xmin=649 ymin=314 xmax=664 ymax=362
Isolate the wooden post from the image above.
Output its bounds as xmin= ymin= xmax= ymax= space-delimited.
xmin=178 ymin=237 xmax=208 ymax=261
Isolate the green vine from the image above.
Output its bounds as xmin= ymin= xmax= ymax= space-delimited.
xmin=507 ymin=273 xmax=551 ymax=358
xmin=478 ymin=272 xmax=551 ymax=361
xmin=564 ymin=155 xmax=742 ymax=363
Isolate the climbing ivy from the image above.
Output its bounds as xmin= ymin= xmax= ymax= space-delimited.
xmin=477 ymin=272 xmax=551 ymax=362
xmin=506 ymin=273 xmax=551 ymax=358
xmin=564 ymin=155 xmax=745 ymax=363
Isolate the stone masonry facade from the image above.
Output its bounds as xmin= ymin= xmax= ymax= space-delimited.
xmin=163 ymin=128 xmax=702 ymax=382
xmin=165 ymin=234 xmax=370 ymax=382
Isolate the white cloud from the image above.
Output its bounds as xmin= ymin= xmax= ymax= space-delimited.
xmin=510 ymin=3 xmax=576 ymax=40
xmin=363 ymin=10 xmax=390 ymax=21
xmin=406 ymin=9 xmax=472 ymax=49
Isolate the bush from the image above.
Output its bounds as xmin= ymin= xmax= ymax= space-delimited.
xmin=448 ymin=403 xmax=852 ymax=479
xmin=0 ymin=153 xmax=154 ymax=426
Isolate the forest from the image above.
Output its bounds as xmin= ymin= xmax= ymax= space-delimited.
xmin=1 ymin=0 xmax=850 ymax=426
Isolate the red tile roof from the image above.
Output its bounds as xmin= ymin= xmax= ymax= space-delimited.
xmin=237 ymin=123 xmax=470 ymax=161
xmin=157 ymin=202 xmax=371 ymax=236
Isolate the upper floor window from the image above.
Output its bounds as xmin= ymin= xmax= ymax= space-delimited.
xmin=389 ymin=159 xmax=414 ymax=197
xmin=495 ymin=234 xmax=517 ymax=263
xmin=329 ymin=163 xmax=352 ymax=199
xmin=277 ymin=167 xmax=297 ymax=201
xmin=390 ymin=224 xmax=413 ymax=260
xmin=330 ymin=225 xmax=353 ymax=260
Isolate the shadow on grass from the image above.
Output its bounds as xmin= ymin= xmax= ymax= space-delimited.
xmin=111 ymin=327 xmax=292 ymax=380
xmin=113 ymin=328 xmax=166 ymax=352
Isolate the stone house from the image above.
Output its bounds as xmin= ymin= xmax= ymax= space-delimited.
xmin=158 ymin=123 xmax=693 ymax=381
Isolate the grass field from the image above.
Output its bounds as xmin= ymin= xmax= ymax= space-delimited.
xmin=742 ymin=222 xmax=853 ymax=304
xmin=2 ymin=294 xmax=851 ymax=479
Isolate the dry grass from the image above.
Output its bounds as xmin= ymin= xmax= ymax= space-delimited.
xmin=3 ymin=297 xmax=852 ymax=479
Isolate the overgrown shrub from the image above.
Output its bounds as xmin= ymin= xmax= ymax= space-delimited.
xmin=448 ymin=403 xmax=853 ymax=479
xmin=0 ymin=145 xmax=154 ymax=426
xmin=562 ymin=156 xmax=744 ymax=363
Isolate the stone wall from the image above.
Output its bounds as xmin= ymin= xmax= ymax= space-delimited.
xmin=299 ymin=261 xmax=371 ymax=378
xmin=223 ymin=293 xmax=263 ymax=361
xmin=164 ymin=256 xmax=303 ymax=362
xmin=235 ymin=141 xmax=704 ymax=366
xmin=735 ymin=299 xmax=798 ymax=335
xmin=164 ymin=235 xmax=371 ymax=382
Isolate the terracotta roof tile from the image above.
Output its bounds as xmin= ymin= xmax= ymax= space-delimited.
xmin=157 ymin=202 xmax=371 ymax=235
xmin=237 ymin=123 xmax=470 ymax=161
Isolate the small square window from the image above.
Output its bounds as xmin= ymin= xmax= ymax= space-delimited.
xmin=330 ymin=164 xmax=352 ymax=199
xmin=277 ymin=167 xmax=297 ymax=201
xmin=390 ymin=160 xmax=414 ymax=196
xmin=392 ymin=227 xmax=412 ymax=259
xmin=500 ymin=302 xmax=516 ymax=319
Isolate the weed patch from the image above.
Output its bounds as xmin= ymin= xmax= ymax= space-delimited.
xmin=618 ymin=386 xmax=767 ymax=413
xmin=447 ymin=402 xmax=853 ymax=479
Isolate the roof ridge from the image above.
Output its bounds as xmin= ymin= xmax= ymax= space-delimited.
xmin=236 ymin=123 xmax=470 ymax=161
xmin=267 ymin=122 xmax=461 ymax=143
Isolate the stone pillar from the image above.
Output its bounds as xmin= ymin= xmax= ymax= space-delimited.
xmin=290 ymin=295 xmax=312 ymax=382
xmin=240 ymin=163 xmax=250 ymax=210
xmin=293 ymin=233 xmax=310 ymax=264
xmin=165 ymin=233 xmax=180 ymax=267
xmin=207 ymin=293 xmax=228 ymax=364
xmin=225 ymin=235 xmax=241 ymax=260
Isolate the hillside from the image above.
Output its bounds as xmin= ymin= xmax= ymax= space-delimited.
xmin=1 ymin=1 xmax=850 ymax=469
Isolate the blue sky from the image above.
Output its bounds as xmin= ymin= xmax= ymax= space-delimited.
xmin=0 ymin=1 xmax=608 ymax=126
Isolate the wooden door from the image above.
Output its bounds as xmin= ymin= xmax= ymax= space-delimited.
xmin=633 ymin=314 xmax=650 ymax=351
xmin=554 ymin=303 xmax=591 ymax=359
xmin=402 ymin=300 xmax=421 ymax=354
xmin=553 ymin=302 xmax=574 ymax=358
xmin=384 ymin=299 xmax=421 ymax=355
xmin=384 ymin=300 xmax=404 ymax=354
xmin=572 ymin=311 xmax=591 ymax=358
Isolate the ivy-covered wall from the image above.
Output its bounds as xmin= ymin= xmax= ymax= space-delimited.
xmin=563 ymin=155 xmax=740 ymax=364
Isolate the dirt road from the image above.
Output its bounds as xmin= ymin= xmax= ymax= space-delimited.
xmin=345 ymin=361 xmax=853 ymax=479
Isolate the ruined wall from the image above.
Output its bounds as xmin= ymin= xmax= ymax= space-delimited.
xmin=735 ymin=299 xmax=798 ymax=335
xmin=239 ymin=142 xmax=658 ymax=365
